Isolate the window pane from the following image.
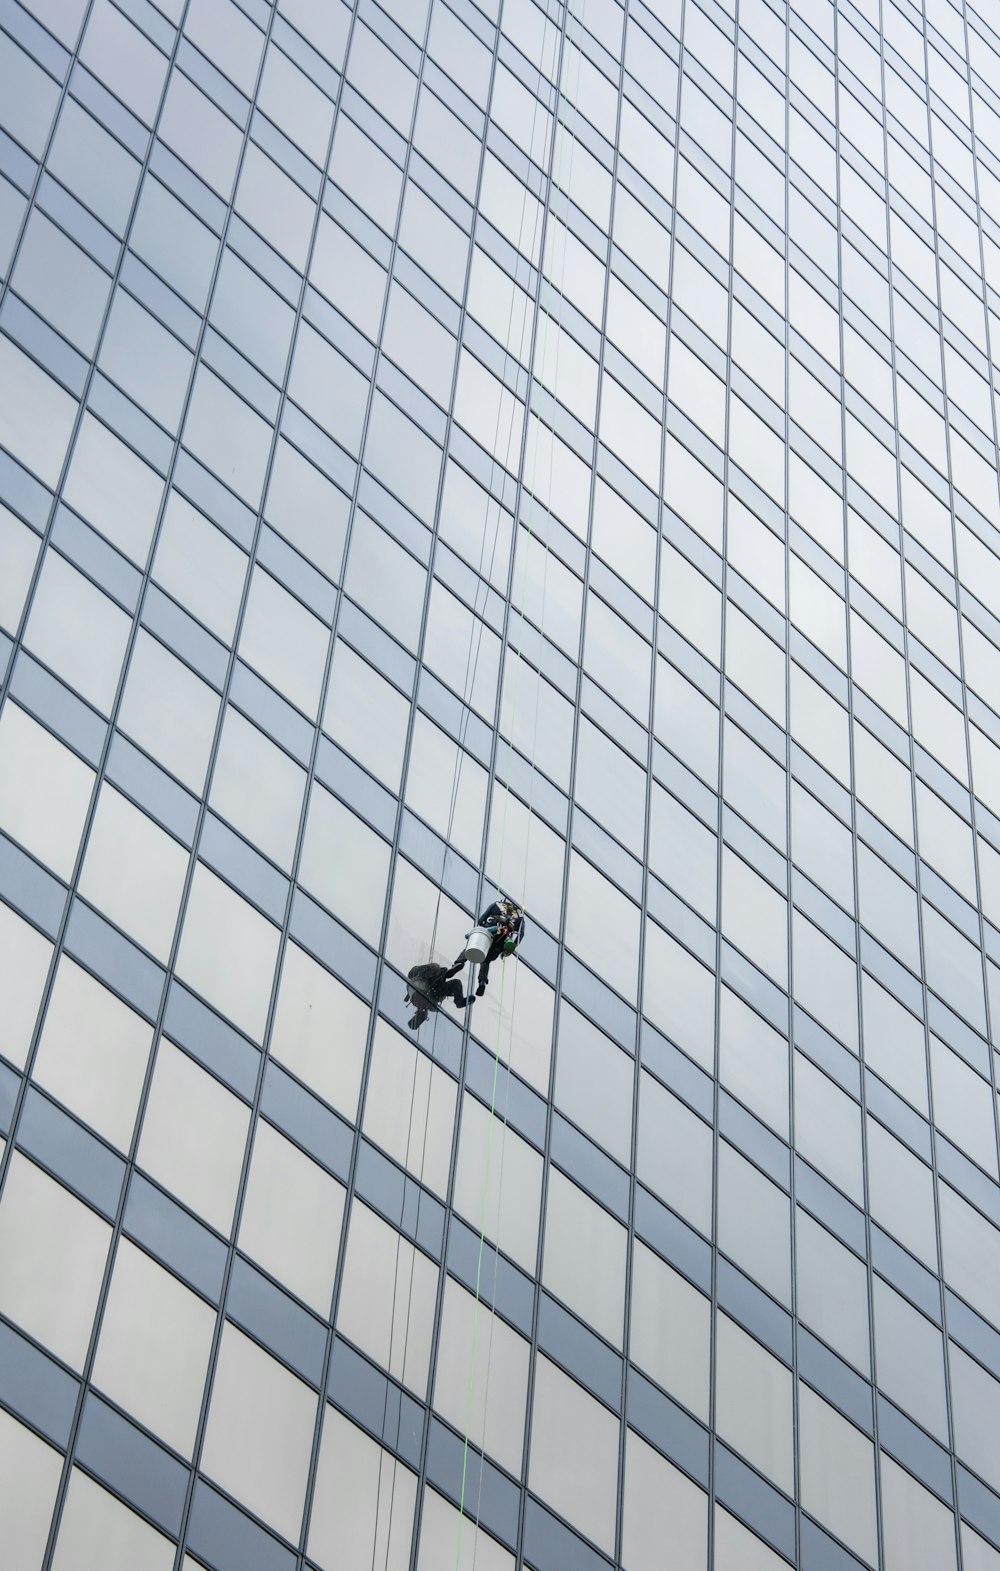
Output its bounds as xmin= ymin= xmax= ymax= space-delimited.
xmin=137 ymin=1040 xmax=250 ymax=1234
xmin=793 ymin=1054 xmax=863 ymax=1203
xmin=643 ymin=919 xmax=715 ymax=1072
xmin=636 ymin=1070 xmax=712 ymax=1236
xmin=269 ymin=943 xmax=368 ymax=1121
xmin=308 ymin=1406 xmax=416 ymax=1571
xmin=0 ymin=1409 xmax=62 ymax=1571
xmin=200 ymin=1322 xmax=316 ymax=1543
xmin=717 ymin=1141 xmax=791 ymax=1305
xmin=91 ymin=1238 xmax=215 ymax=1456
xmin=432 ymin=1277 xmax=529 ymax=1475
xmin=362 ymin=1018 xmax=457 ymax=1199
xmin=65 ymin=414 xmax=164 ymax=567
xmin=950 ymin=1342 xmax=1000 ymax=1495
xmin=78 ymin=785 xmax=188 ymax=960
xmin=405 ymin=713 xmax=487 ymax=863
xmin=796 ymin=1209 xmax=870 ymax=1374
xmin=0 ymin=701 xmax=94 ymax=879
xmin=629 ymin=1240 xmax=710 ymax=1421
xmin=0 ymin=504 xmax=40 ymax=636
xmin=722 ymin=848 xmax=788 ymax=989
xmin=719 ymin=986 xmax=789 ymax=1138
xmin=24 ymin=549 xmax=130 ymax=713
xmin=298 ymin=785 xmax=390 ymax=946
xmin=881 ymin=1453 xmax=958 ymax=1571
xmin=566 ymin=853 xmax=640 ymax=1003
xmin=554 ymin=1003 xmax=633 ymax=1165
xmin=183 ymin=366 xmax=272 ymax=507
xmin=323 ymin=640 xmax=410 ymax=792
xmin=417 ymin=1488 xmax=513 ymax=1571
xmin=335 ymin=1201 xmax=437 ymax=1396
xmin=238 ymin=1119 xmax=346 ymax=1315
xmin=866 ymin=1119 xmax=937 ymax=1267
xmin=12 ymin=211 xmax=110 ymax=355
xmin=542 ymin=1167 xmax=627 ymax=1346
xmin=470 ymin=952 xmax=554 ymax=1097
xmin=0 ymin=900 xmax=53 ymax=1070
xmin=453 ymin=1092 xmax=541 ymax=1273
xmin=798 ymin=1384 xmax=878 ymax=1566
xmin=0 ymin=336 xmax=77 ymax=486
xmin=49 ymin=99 xmax=140 ymax=232
xmin=238 ymin=566 xmax=329 ymax=719
xmin=0 ymin=1153 xmax=111 ymax=1369
xmin=938 ymin=1182 xmax=1000 ymax=1326
xmin=33 ymin=956 xmax=151 ymax=1150
xmin=118 ymin=630 xmax=220 ymax=794
xmin=715 ymin=1506 xmax=792 ymax=1570
xmin=873 ymin=1278 xmax=948 ymax=1441
xmin=622 ymin=1428 xmax=708 ymax=1571
xmin=528 ymin=1355 xmax=619 ymax=1556
xmin=175 ymin=864 xmax=280 ymax=1042
xmin=51 ymin=1469 xmax=175 ymax=1571
xmin=99 ymin=290 xmax=193 ymax=432
xmin=209 ymin=708 xmax=306 ymax=871
xmin=716 ymin=1314 xmax=794 ymax=1491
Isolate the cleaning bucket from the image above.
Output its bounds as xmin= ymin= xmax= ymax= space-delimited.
xmin=464 ymin=926 xmax=494 ymax=964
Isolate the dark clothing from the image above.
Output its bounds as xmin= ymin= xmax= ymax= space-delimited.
xmin=405 ymin=961 xmax=467 ymax=1029
xmin=470 ymin=901 xmax=526 ymax=995
xmin=477 ymin=901 xmax=526 ymax=946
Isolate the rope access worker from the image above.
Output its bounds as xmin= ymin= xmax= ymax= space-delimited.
xmin=404 ymin=960 xmax=469 ymax=1031
xmin=462 ymin=896 xmax=526 ymax=996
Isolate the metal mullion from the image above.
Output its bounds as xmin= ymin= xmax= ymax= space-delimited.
xmin=125 ymin=6 xmax=404 ymax=1570
xmin=278 ymin=7 xmax=549 ymax=1569
xmin=591 ymin=6 xmax=646 ymax=1562
xmin=951 ymin=0 xmax=1000 ymax=1247
xmin=0 ymin=0 xmax=189 ymax=1347
xmin=47 ymin=18 xmax=293 ymax=1569
xmin=831 ymin=3 xmax=893 ymax=1567
xmin=904 ymin=5 xmax=998 ymax=1565
xmin=776 ymin=0 xmax=805 ymax=1565
xmin=705 ymin=0 xmax=744 ymax=1561
xmin=9 ymin=9 xmax=360 ymax=1571
xmin=3 ymin=2 xmax=291 ymax=1565
xmin=0 ymin=0 xmax=105 ymax=328
xmin=853 ymin=3 xmax=994 ymax=1566
xmin=421 ymin=8 xmax=582 ymax=1565
xmin=618 ymin=0 xmax=725 ymax=1528
xmin=0 ymin=18 xmax=246 ymax=1206
xmin=466 ymin=3 xmax=627 ymax=1564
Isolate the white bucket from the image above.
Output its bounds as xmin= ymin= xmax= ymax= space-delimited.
xmin=464 ymin=926 xmax=494 ymax=965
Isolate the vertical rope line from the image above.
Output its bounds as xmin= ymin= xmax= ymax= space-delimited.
xmin=427 ymin=33 xmax=554 ymax=963
xmin=372 ymin=987 xmax=454 ymax=1570
xmin=374 ymin=13 xmax=557 ymax=1566
xmin=454 ymin=952 xmax=510 ymax=1570
xmin=369 ymin=1017 xmax=427 ymax=1571
xmin=371 ymin=9 xmax=553 ymax=1545
xmin=454 ymin=0 xmax=589 ymax=1562
xmin=468 ymin=6 xmax=590 ymax=1564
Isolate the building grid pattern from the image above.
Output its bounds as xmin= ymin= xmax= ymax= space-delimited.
xmin=0 ymin=0 xmax=999 ymax=1568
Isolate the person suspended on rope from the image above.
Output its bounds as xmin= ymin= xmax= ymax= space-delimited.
xmin=460 ymin=896 xmax=526 ymax=997
xmin=404 ymin=960 xmax=470 ymax=1031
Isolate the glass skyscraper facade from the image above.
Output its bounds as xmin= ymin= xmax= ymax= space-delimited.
xmin=3 ymin=0 xmax=1000 ymax=1566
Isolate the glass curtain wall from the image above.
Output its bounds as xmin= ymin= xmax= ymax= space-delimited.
xmin=1 ymin=0 xmax=1000 ymax=1568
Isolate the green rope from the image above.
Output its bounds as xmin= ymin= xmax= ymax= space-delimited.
xmin=452 ymin=4 xmax=587 ymax=1563
xmin=454 ymin=952 xmax=509 ymax=1568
